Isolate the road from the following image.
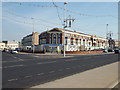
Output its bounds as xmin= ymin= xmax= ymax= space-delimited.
xmin=2 ymin=52 xmax=119 ymax=89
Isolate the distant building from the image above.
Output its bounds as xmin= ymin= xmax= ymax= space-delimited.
xmin=0 ymin=42 xmax=5 ymax=51
xmin=114 ymin=40 xmax=120 ymax=49
xmin=21 ymin=32 xmax=40 ymax=50
xmin=3 ymin=40 xmax=19 ymax=50
xmin=39 ymin=28 xmax=107 ymax=52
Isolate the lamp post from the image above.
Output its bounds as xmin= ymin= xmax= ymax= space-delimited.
xmin=63 ymin=2 xmax=67 ymax=57
xmin=31 ymin=18 xmax=35 ymax=53
xmin=106 ymin=24 xmax=108 ymax=50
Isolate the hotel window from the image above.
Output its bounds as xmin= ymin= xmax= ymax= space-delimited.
xmin=53 ymin=38 xmax=56 ymax=44
xmin=58 ymin=33 xmax=60 ymax=37
xmin=58 ymin=38 xmax=60 ymax=44
xmin=76 ymin=39 xmax=78 ymax=45
xmin=65 ymin=38 xmax=67 ymax=45
xmin=80 ymin=39 xmax=81 ymax=45
xmin=41 ymin=39 xmax=46 ymax=44
xmin=49 ymin=38 xmax=51 ymax=44
xmin=49 ymin=34 xmax=51 ymax=37
xmin=71 ymin=38 xmax=73 ymax=45
xmin=83 ymin=40 xmax=85 ymax=46
xmin=89 ymin=42 xmax=91 ymax=46
xmin=53 ymin=34 xmax=56 ymax=37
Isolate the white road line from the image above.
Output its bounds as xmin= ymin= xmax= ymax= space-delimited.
xmin=66 ymin=68 xmax=70 ymax=70
xmin=3 ymin=64 xmax=24 ymax=69
xmin=49 ymin=71 xmax=55 ymax=73
xmin=8 ymin=78 xmax=18 ymax=82
xmin=13 ymin=57 xmax=17 ymax=59
xmin=37 ymin=61 xmax=56 ymax=65
xmin=37 ymin=73 xmax=44 ymax=75
xmin=18 ymin=58 xmax=24 ymax=61
xmin=24 ymin=75 xmax=32 ymax=78
xmin=34 ymin=56 xmax=39 ymax=58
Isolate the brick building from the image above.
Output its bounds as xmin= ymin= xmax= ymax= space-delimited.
xmin=39 ymin=28 xmax=107 ymax=52
xmin=21 ymin=32 xmax=40 ymax=50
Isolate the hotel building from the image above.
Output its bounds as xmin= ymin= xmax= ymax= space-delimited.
xmin=39 ymin=28 xmax=107 ymax=52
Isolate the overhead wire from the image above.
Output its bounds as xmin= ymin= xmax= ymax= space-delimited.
xmin=3 ymin=15 xmax=53 ymax=28
xmin=4 ymin=2 xmax=118 ymax=19
xmin=52 ymin=0 xmax=63 ymax=26
xmin=3 ymin=9 xmax=62 ymax=27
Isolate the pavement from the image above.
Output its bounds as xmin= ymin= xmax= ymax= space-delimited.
xmin=32 ymin=62 xmax=119 ymax=88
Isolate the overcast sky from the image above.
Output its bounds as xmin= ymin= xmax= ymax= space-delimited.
xmin=2 ymin=1 xmax=118 ymax=42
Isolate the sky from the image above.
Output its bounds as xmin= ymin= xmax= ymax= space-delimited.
xmin=1 ymin=1 xmax=118 ymax=42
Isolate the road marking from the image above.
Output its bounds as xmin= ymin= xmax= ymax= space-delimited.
xmin=8 ymin=78 xmax=18 ymax=82
xmin=58 ymin=69 xmax=62 ymax=71
xmin=3 ymin=64 xmax=24 ymax=69
xmin=49 ymin=71 xmax=55 ymax=73
xmin=18 ymin=58 xmax=24 ymax=61
xmin=66 ymin=68 xmax=70 ymax=70
xmin=65 ymin=59 xmax=74 ymax=62
xmin=37 ymin=73 xmax=44 ymax=75
xmin=24 ymin=75 xmax=32 ymax=78
xmin=37 ymin=61 xmax=56 ymax=65
xmin=13 ymin=57 xmax=17 ymax=59
xmin=90 ymin=65 xmax=94 ymax=67
xmin=34 ymin=56 xmax=39 ymax=57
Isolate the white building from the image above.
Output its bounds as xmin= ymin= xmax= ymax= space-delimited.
xmin=0 ymin=42 xmax=5 ymax=51
xmin=3 ymin=40 xmax=19 ymax=50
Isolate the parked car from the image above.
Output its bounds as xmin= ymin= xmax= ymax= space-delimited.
xmin=11 ymin=50 xmax=18 ymax=54
xmin=114 ymin=49 xmax=120 ymax=54
xmin=103 ymin=49 xmax=108 ymax=53
xmin=108 ymin=49 xmax=114 ymax=52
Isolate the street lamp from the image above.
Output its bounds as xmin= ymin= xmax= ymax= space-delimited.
xmin=31 ymin=18 xmax=35 ymax=53
xmin=106 ymin=24 xmax=108 ymax=50
xmin=63 ymin=2 xmax=67 ymax=57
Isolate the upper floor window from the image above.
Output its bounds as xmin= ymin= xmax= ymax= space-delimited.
xmin=65 ymin=38 xmax=67 ymax=45
xmin=53 ymin=34 xmax=56 ymax=37
xmin=53 ymin=38 xmax=56 ymax=44
xmin=76 ymin=39 xmax=78 ymax=44
xmin=80 ymin=39 xmax=81 ymax=45
xmin=58 ymin=38 xmax=60 ymax=44
xmin=58 ymin=33 xmax=60 ymax=37
xmin=49 ymin=38 xmax=51 ymax=44
xmin=49 ymin=33 xmax=51 ymax=37
xmin=83 ymin=39 xmax=85 ymax=46
xmin=71 ymin=38 xmax=73 ymax=45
